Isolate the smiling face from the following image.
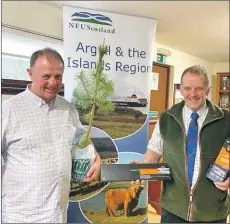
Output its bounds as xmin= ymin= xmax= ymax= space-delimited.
xmin=27 ymin=56 xmax=64 ymax=104
xmin=180 ymin=72 xmax=210 ymax=111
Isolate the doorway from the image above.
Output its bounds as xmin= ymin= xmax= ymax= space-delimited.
xmin=148 ymin=62 xmax=171 ymax=215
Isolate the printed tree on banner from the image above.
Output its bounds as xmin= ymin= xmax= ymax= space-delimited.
xmin=71 ymin=41 xmax=115 ymax=180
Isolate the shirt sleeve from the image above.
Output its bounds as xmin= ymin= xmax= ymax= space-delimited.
xmin=147 ymin=120 xmax=164 ymax=156
xmin=2 ymin=101 xmax=10 ymax=154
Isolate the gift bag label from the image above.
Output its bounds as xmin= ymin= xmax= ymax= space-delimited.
xmin=72 ymin=159 xmax=92 ymax=180
xmin=71 ymin=144 xmax=96 ymax=180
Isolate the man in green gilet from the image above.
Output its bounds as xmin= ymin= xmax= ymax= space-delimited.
xmin=133 ymin=65 xmax=230 ymax=223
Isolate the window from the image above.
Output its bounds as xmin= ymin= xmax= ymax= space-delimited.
xmin=2 ymin=30 xmax=64 ymax=81
xmin=1 ymin=29 xmax=64 ymax=97
xmin=2 ymin=54 xmax=30 ymax=81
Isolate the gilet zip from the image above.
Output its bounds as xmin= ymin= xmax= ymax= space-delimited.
xmin=168 ymin=112 xmax=224 ymax=221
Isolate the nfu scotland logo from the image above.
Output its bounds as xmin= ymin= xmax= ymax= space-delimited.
xmin=69 ymin=12 xmax=115 ymax=34
xmin=72 ymin=12 xmax=112 ymax=26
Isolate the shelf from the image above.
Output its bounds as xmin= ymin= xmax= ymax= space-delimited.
xmin=1 ymin=79 xmax=64 ymax=96
xmin=216 ymin=73 xmax=230 ymax=109
xmin=149 ymin=119 xmax=158 ymax=124
xmin=219 ymin=90 xmax=230 ymax=93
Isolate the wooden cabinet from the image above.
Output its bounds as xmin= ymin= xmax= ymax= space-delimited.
xmin=216 ymin=73 xmax=230 ymax=110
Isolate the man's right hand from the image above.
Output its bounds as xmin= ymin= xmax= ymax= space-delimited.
xmin=129 ymin=160 xmax=145 ymax=185
xmin=129 ymin=150 xmax=162 ymax=185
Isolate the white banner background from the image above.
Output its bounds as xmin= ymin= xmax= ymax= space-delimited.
xmin=63 ymin=6 xmax=157 ymax=224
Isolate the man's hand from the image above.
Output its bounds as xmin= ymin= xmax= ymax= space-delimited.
xmin=129 ymin=150 xmax=162 ymax=185
xmin=215 ymin=177 xmax=230 ymax=191
xmin=83 ymin=152 xmax=101 ymax=183
xmin=214 ymin=167 xmax=230 ymax=191
xmin=129 ymin=160 xmax=145 ymax=185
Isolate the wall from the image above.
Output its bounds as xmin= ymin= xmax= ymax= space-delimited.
xmin=152 ymin=43 xmax=214 ymax=103
xmin=2 ymin=31 xmax=63 ymax=60
xmin=2 ymin=1 xmax=218 ymax=102
xmin=153 ymin=43 xmax=214 ymax=84
xmin=2 ymin=1 xmax=63 ymax=38
xmin=214 ymin=62 xmax=229 ymax=73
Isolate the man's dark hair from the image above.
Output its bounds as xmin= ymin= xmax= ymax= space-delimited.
xmin=181 ymin=65 xmax=209 ymax=87
xmin=30 ymin=48 xmax=64 ymax=69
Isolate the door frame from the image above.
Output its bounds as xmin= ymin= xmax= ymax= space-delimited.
xmin=152 ymin=61 xmax=172 ymax=110
xmin=148 ymin=62 xmax=172 ymax=215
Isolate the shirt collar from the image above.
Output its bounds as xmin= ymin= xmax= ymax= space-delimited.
xmin=184 ymin=101 xmax=208 ymax=119
xmin=25 ymin=85 xmax=57 ymax=107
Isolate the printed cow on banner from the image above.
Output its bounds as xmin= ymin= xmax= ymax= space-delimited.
xmin=105 ymin=184 xmax=144 ymax=217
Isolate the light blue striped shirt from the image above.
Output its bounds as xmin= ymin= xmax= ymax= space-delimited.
xmin=2 ymin=86 xmax=86 ymax=223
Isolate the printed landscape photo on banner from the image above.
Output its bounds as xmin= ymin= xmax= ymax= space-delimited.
xmin=69 ymin=126 xmax=118 ymax=201
xmin=72 ymin=58 xmax=148 ymax=140
xmin=79 ymin=152 xmax=148 ymax=223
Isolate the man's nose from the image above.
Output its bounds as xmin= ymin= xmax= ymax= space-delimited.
xmin=48 ymin=77 xmax=57 ymax=86
xmin=189 ymin=89 xmax=197 ymax=96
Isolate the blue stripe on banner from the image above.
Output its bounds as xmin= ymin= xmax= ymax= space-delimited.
xmin=67 ymin=203 xmax=86 ymax=223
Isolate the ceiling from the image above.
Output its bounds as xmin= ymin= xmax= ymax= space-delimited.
xmin=45 ymin=1 xmax=229 ymax=63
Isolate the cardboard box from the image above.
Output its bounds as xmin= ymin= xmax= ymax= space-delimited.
xmin=206 ymin=138 xmax=230 ymax=182
xmin=100 ymin=163 xmax=171 ymax=182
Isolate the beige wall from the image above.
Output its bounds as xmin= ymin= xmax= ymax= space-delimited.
xmin=154 ymin=43 xmax=214 ymax=84
xmin=2 ymin=1 xmax=63 ymax=38
xmin=153 ymin=43 xmax=215 ymax=102
xmin=214 ymin=62 xmax=229 ymax=73
xmin=3 ymin=0 xmax=221 ymax=102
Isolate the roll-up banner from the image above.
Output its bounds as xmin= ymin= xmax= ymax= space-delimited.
xmin=63 ymin=5 xmax=157 ymax=223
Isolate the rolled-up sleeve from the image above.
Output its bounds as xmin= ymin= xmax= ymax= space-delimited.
xmin=147 ymin=121 xmax=163 ymax=156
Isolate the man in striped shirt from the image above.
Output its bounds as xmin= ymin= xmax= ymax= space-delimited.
xmin=2 ymin=48 xmax=101 ymax=223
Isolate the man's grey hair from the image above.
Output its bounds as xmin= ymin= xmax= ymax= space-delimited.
xmin=30 ymin=48 xmax=64 ymax=69
xmin=181 ymin=65 xmax=209 ymax=87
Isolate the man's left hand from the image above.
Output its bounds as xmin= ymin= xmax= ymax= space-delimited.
xmin=215 ymin=176 xmax=230 ymax=191
xmin=83 ymin=152 xmax=101 ymax=182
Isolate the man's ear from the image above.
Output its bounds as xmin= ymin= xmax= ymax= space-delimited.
xmin=27 ymin=68 xmax=33 ymax=80
xmin=179 ymin=84 xmax=183 ymax=96
xmin=206 ymin=86 xmax=211 ymax=97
